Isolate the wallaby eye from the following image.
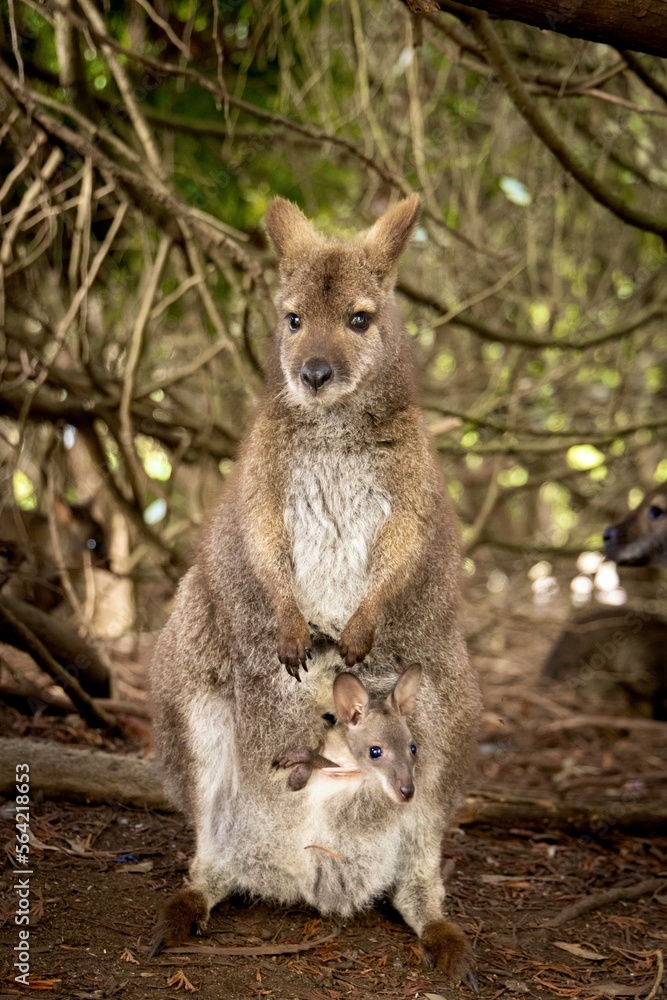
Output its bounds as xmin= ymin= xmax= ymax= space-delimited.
xmin=286 ymin=313 xmax=301 ymax=332
xmin=648 ymin=505 xmax=664 ymax=520
xmin=349 ymin=311 xmax=371 ymax=332
xmin=369 ymin=746 xmax=382 ymax=760
xmin=410 ymin=742 xmax=417 ymax=756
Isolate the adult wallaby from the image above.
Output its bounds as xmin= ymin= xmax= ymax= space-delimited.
xmin=542 ymin=485 xmax=667 ymax=718
xmin=150 ymin=196 xmax=481 ymax=987
xmin=541 ymin=607 xmax=667 ymax=719
xmin=603 ymin=485 xmax=667 ymax=566
xmin=273 ymin=663 xmax=421 ymax=800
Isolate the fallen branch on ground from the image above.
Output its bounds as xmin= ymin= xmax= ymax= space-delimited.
xmin=164 ymin=932 xmax=338 ymax=957
xmin=0 ymin=605 xmax=116 ymax=732
xmin=0 ymin=683 xmax=151 ymax=720
xmin=544 ymin=877 xmax=666 ymax=927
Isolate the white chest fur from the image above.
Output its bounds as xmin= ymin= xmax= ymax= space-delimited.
xmin=284 ymin=453 xmax=390 ymax=635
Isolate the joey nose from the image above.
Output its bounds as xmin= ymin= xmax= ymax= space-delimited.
xmin=301 ymin=359 xmax=333 ymax=391
xmin=400 ymin=784 xmax=414 ymax=802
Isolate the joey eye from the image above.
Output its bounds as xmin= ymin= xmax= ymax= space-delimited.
xmin=286 ymin=313 xmax=301 ymax=332
xmin=648 ymin=505 xmax=664 ymax=520
xmin=410 ymin=742 xmax=417 ymax=756
xmin=369 ymin=746 xmax=382 ymax=760
xmin=349 ymin=311 xmax=371 ymax=332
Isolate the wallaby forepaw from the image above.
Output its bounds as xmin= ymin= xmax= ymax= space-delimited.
xmin=150 ymin=888 xmax=209 ymax=955
xmin=277 ymin=619 xmax=312 ymax=679
xmin=420 ymin=920 xmax=477 ymax=991
xmin=339 ymin=609 xmax=375 ymax=666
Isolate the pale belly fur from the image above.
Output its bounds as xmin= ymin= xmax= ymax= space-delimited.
xmin=285 ymin=457 xmax=390 ymax=636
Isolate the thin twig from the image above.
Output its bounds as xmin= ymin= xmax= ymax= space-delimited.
xmin=645 ymin=951 xmax=664 ymax=1000
xmin=118 ymin=233 xmax=172 ymax=501
xmin=164 ymin=932 xmax=338 ymax=957
xmin=467 ymin=12 xmax=667 ymax=238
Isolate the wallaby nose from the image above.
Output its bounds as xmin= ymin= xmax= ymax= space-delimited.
xmin=400 ymin=783 xmax=414 ymax=802
xmin=301 ymin=359 xmax=333 ymax=391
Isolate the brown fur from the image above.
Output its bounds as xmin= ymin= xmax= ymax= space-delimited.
xmin=150 ymin=197 xmax=481 ymax=984
xmin=543 ymin=486 xmax=667 ymax=719
xmin=421 ymin=920 xmax=477 ymax=989
xmin=603 ymin=485 xmax=667 ymax=566
xmin=151 ymin=888 xmax=208 ymax=956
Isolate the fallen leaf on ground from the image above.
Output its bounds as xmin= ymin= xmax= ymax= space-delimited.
xmin=554 ymin=941 xmax=609 ymax=961
xmin=166 ymin=968 xmax=198 ymax=992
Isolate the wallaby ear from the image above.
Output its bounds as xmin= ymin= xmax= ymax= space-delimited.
xmin=361 ymin=194 xmax=421 ymax=287
xmin=387 ymin=663 xmax=422 ymax=717
xmin=265 ymin=197 xmax=319 ymax=261
xmin=333 ymin=672 xmax=370 ymax=726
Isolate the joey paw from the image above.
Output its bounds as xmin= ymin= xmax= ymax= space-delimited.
xmin=272 ymin=748 xmax=311 ymax=769
xmin=277 ymin=620 xmax=312 ymax=680
xmin=420 ymin=920 xmax=477 ymax=992
xmin=338 ymin=610 xmax=376 ymax=666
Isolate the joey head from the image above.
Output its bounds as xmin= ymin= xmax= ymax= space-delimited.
xmin=274 ymin=663 xmax=422 ymax=802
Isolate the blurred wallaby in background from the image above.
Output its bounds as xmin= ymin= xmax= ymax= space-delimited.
xmin=0 ymin=498 xmax=107 ymax=611
xmin=273 ymin=663 xmax=421 ymax=800
xmin=542 ymin=607 xmax=667 ymax=719
xmin=603 ymin=486 xmax=667 ymax=567
xmin=542 ymin=486 xmax=667 ymax=718
xmin=150 ymin=197 xmax=481 ymax=987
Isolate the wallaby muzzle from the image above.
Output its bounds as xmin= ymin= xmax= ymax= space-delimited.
xmin=301 ymin=358 xmax=333 ymax=392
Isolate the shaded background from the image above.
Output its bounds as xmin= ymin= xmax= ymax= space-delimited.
xmin=1 ymin=0 xmax=666 ymax=640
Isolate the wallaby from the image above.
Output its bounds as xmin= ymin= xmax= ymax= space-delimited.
xmin=541 ymin=607 xmax=667 ymax=719
xmin=0 ymin=499 xmax=107 ymax=610
xmin=542 ymin=485 xmax=667 ymax=718
xmin=603 ymin=485 xmax=667 ymax=566
xmin=273 ymin=664 xmax=421 ymax=801
xmin=150 ymin=196 xmax=481 ymax=988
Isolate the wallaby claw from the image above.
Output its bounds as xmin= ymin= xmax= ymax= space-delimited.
xmin=277 ymin=623 xmax=312 ymax=679
xmin=465 ymin=970 xmax=480 ymax=995
xmin=148 ymin=934 xmax=165 ymax=958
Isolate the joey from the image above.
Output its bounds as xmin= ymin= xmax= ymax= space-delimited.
xmin=274 ymin=664 xmax=421 ymax=802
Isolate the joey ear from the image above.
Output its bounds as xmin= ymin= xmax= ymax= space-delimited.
xmin=265 ymin=197 xmax=319 ymax=261
xmin=333 ymin=672 xmax=370 ymax=726
xmin=361 ymin=194 xmax=421 ymax=287
xmin=387 ymin=663 xmax=422 ymax=717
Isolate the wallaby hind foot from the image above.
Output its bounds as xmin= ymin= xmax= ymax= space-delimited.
xmin=149 ymin=887 xmax=209 ymax=957
xmin=420 ymin=920 xmax=478 ymax=993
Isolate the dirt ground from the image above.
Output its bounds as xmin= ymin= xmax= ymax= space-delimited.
xmin=1 ymin=597 xmax=666 ymax=1000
